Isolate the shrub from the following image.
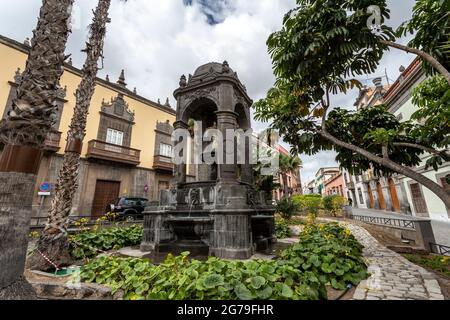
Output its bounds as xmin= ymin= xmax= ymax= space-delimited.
xmin=275 ymin=198 xmax=300 ymax=220
xmin=292 ymin=194 xmax=322 ymax=216
xmin=80 ymin=223 xmax=368 ymax=300
xmin=280 ymin=223 xmax=368 ymax=290
xmin=322 ymin=195 xmax=347 ymax=217
xmin=70 ymin=224 xmax=143 ymax=259
xmin=275 ymin=218 xmax=291 ymax=239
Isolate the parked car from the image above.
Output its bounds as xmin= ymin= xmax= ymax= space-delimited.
xmin=107 ymin=197 xmax=148 ymax=221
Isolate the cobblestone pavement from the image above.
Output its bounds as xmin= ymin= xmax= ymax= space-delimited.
xmin=343 ymin=222 xmax=445 ymax=300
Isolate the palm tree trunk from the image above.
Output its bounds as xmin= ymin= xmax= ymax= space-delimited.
xmin=282 ymin=172 xmax=289 ymax=198
xmin=26 ymin=0 xmax=112 ymax=271
xmin=0 ymin=0 xmax=73 ymax=297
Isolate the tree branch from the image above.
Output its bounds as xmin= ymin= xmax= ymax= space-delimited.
xmin=392 ymin=142 xmax=448 ymax=156
xmin=379 ymin=39 xmax=450 ymax=85
xmin=317 ymin=127 xmax=450 ymax=208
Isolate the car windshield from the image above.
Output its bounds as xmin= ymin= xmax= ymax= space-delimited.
xmin=121 ymin=198 xmax=148 ymax=206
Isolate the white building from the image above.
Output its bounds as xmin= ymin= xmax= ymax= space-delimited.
xmin=384 ymin=58 xmax=450 ymax=222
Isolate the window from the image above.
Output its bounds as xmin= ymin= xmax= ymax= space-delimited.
xmin=355 ymin=175 xmax=360 ymax=182
xmin=106 ymin=128 xmax=124 ymax=146
xmin=410 ymin=183 xmax=428 ymax=215
xmin=160 ymin=143 xmax=173 ymax=158
xmin=358 ymin=188 xmax=364 ymax=204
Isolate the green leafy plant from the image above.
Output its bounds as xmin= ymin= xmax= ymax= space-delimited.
xmin=292 ymin=194 xmax=323 ymax=217
xmin=80 ymin=253 xmax=325 ymax=300
xmin=403 ymin=253 xmax=450 ymax=278
xmin=280 ymin=223 xmax=368 ymax=290
xmin=276 ymin=197 xmax=300 ymax=220
xmin=275 ymin=218 xmax=291 ymax=239
xmin=80 ymin=222 xmax=368 ymax=300
xmin=322 ymin=195 xmax=347 ymax=217
xmin=70 ymin=224 xmax=143 ymax=259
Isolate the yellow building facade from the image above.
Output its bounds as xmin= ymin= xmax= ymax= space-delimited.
xmin=0 ymin=34 xmax=176 ymax=218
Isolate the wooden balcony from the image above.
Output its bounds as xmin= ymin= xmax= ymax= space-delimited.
xmin=43 ymin=131 xmax=62 ymax=152
xmin=153 ymin=155 xmax=173 ymax=172
xmin=86 ymin=140 xmax=140 ymax=166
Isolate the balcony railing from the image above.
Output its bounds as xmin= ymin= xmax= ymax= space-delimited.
xmin=153 ymin=155 xmax=173 ymax=172
xmin=43 ymin=131 xmax=62 ymax=152
xmin=86 ymin=140 xmax=140 ymax=165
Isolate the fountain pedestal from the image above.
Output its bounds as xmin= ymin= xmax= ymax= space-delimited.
xmin=141 ymin=62 xmax=276 ymax=260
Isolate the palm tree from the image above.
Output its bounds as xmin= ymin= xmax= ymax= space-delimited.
xmin=0 ymin=0 xmax=74 ymax=299
xmin=26 ymin=0 xmax=115 ymax=271
xmin=278 ymin=154 xmax=301 ymax=198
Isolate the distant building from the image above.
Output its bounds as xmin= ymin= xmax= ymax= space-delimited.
xmin=324 ymin=172 xmax=345 ymax=196
xmin=303 ymin=179 xmax=317 ymax=195
xmin=273 ymin=144 xmax=302 ymax=201
xmin=315 ymin=167 xmax=340 ymax=195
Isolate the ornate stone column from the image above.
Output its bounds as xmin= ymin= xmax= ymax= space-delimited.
xmin=397 ymin=179 xmax=412 ymax=214
xmin=173 ymin=120 xmax=189 ymax=185
xmin=215 ymin=110 xmax=238 ymax=183
xmin=380 ymin=178 xmax=393 ymax=211
xmin=367 ymin=180 xmax=379 ymax=209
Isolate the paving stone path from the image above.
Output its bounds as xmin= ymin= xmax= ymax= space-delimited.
xmin=343 ymin=222 xmax=445 ymax=300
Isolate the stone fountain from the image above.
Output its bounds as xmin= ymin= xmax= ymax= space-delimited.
xmin=140 ymin=61 xmax=275 ymax=260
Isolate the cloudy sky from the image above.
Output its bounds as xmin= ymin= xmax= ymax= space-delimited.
xmin=0 ymin=0 xmax=416 ymax=185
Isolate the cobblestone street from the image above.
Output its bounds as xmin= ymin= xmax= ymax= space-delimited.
xmin=344 ymin=222 xmax=445 ymax=300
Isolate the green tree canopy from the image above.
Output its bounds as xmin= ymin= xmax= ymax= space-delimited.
xmin=254 ymin=0 xmax=450 ymax=207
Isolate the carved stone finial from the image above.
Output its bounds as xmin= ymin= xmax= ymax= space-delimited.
xmin=106 ymin=74 xmax=110 ymax=82
xmin=14 ymin=68 xmax=22 ymax=83
xmin=68 ymin=57 xmax=73 ymax=66
xmin=24 ymin=37 xmax=30 ymax=46
xmin=179 ymin=74 xmax=187 ymax=87
xmin=133 ymin=87 xmax=137 ymax=95
xmin=117 ymin=69 xmax=127 ymax=87
xmin=188 ymin=74 xmax=192 ymax=82
xmin=165 ymin=97 xmax=171 ymax=107
xmin=222 ymin=60 xmax=230 ymax=73
xmin=56 ymin=86 xmax=67 ymax=100
xmin=158 ymin=98 xmax=161 ymax=104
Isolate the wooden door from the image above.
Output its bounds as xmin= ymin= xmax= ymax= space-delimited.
xmin=388 ymin=178 xmax=400 ymax=212
xmin=91 ymin=180 xmax=121 ymax=218
xmin=157 ymin=180 xmax=169 ymax=197
xmin=410 ymin=183 xmax=428 ymax=217
xmin=367 ymin=185 xmax=375 ymax=208
xmin=376 ymin=182 xmax=386 ymax=210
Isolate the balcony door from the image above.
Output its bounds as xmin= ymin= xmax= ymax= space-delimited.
xmin=106 ymin=128 xmax=124 ymax=153
xmin=91 ymin=180 xmax=121 ymax=218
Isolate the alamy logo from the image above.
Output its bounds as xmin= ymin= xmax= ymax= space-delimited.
xmin=367 ymin=5 xmax=382 ymax=35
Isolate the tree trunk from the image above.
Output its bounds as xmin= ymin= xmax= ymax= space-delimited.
xmin=0 ymin=0 xmax=73 ymax=297
xmin=282 ymin=172 xmax=289 ymax=198
xmin=27 ymin=0 xmax=112 ymax=271
xmin=379 ymin=39 xmax=450 ymax=86
xmin=319 ymin=130 xmax=450 ymax=209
